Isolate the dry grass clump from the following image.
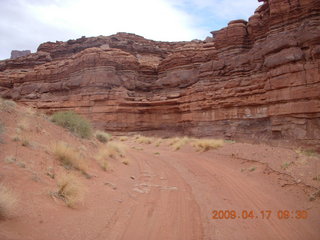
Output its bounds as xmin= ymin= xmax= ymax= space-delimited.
xmin=169 ymin=137 xmax=191 ymax=151
xmin=95 ymin=148 xmax=110 ymax=171
xmin=248 ymin=166 xmax=257 ymax=172
xmin=0 ymin=98 xmax=16 ymax=112
xmin=135 ymin=135 xmax=153 ymax=144
xmin=0 ymin=184 xmax=17 ymax=219
xmin=281 ymin=161 xmax=293 ymax=170
xmin=119 ymin=136 xmax=128 ymax=142
xmin=95 ymin=142 xmax=126 ymax=170
xmin=4 ymin=156 xmax=16 ymax=164
xmin=56 ymin=174 xmax=85 ymax=208
xmin=21 ymin=137 xmax=31 ymax=147
xmin=53 ymin=142 xmax=88 ymax=173
xmin=17 ymin=118 xmax=30 ymax=131
xmin=122 ymin=159 xmax=129 ymax=165
xmin=0 ymin=122 xmax=4 ymax=143
xmin=295 ymin=148 xmax=319 ymax=158
xmin=154 ymin=139 xmax=162 ymax=147
xmin=312 ymin=175 xmax=320 ymax=181
xmin=95 ymin=131 xmax=111 ymax=143
xmin=192 ymin=139 xmax=224 ymax=152
xmin=105 ymin=142 xmax=125 ymax=159
xmin=25 ymin=107 xmax=36 ymax=116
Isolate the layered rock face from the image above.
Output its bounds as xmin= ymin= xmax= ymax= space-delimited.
xmin=0 ymin=0 xmax=319 ymax=149
xmin=10 ymin=50 xmax=31 ymax=59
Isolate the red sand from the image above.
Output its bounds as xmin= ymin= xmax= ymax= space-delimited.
xmin=0 ymin=105 xmax=319 ymax=240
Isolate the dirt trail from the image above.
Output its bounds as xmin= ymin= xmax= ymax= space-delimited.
xmin=1 ymin=138 xmax=320 ymax=240
xmin=117 ymin=143 xmax=320 ymax=240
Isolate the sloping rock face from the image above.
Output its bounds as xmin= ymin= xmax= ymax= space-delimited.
xmin=10 ymin=50 xmax=31 ymax=60
xmin=0 ymin=0 xmax=319 ymax=149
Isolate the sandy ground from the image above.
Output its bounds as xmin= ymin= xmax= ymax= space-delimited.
xmin=0 ymin=105 xmax=319 ymax=240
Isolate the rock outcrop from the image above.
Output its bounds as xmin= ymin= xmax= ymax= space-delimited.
xmin=0 ymin=0 xmax=319 ymax=149
xmin=10 ymin=50 xmax=31 ymax=59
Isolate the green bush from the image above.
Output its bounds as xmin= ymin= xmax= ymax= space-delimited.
xmin=95 ymin=131 xmax=111 ymax=143
xmin=0 ymin=122 xmax=4 ymax=143
xmin=51 ymin=111 xmax=92 ymax=139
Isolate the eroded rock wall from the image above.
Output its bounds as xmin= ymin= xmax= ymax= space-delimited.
xmin=0 ymin=0 xmax=319 ymax=149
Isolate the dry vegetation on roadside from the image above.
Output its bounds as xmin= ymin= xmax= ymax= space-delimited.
xmin=191 ymin=139 xmax=224 ymax=152
xmin=168 ymin=137 xmax=191 ymax=151
xmin=95 ymin=131 xmax=111 ymax=143
xmin=55 ymin=174 xmax=85 ymax=208
xmin=133 ymin=135 xmax=225 ymax=152
xmin=119 ymin=136 xmax=128 ymax=142
xmin=0 ymin=121 xmax=4 ymax=143
xmin=0 ymin=184 xmax=17 ymax=219
xmin=53 ymin=142 xmax=88 ymax=174
xmin=0 ymin=98 xmax=16 ymax=112
xmin=95 ymin=141 xmax=126 ymax=170
xmin=134 ymin=135 xmax=153 ymax=144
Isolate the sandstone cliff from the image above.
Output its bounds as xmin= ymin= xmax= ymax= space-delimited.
xmin=0 ymin=0 xmax=319 ymax=149
xmin=10 ymin=50 xmax=31 ymax=60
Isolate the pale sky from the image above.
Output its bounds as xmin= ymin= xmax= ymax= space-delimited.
xmin=0 ymin=0 xmax=261 ymax=60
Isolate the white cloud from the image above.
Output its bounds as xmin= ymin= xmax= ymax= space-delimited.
xmin=0 ymin=0 xmax=203 ymax=59
xmin=0 ymin=0 xmax=261 ymax=60
xmin=30 ymin=0 xmax=205 ymax=40
xmin=169 ymin=0 xmax=261 ymax=20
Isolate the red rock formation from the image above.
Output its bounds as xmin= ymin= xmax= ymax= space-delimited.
xmin=10 ymin=50 xmax=31 ymax=60
xmin=0 ymin=0 xmax=319 ymax=149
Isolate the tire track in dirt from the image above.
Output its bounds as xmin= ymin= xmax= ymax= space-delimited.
xmin=96 ymin=149 xmax=203 ymax=240
xmin=152 ymin=147 xmax=320 ymax=240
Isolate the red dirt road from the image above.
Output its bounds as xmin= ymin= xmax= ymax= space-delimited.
xmin=1 ymin=137 xmax=320 ymax=240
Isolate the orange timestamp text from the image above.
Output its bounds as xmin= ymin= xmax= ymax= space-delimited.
xmin=211 ymin=210 xmax=308 ymax=220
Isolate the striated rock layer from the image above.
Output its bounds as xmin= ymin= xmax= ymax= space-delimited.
xmin=10 ymin=50 xmax=31 ymax=60
xmin=0 ymin=0 xmax=320 ymax=149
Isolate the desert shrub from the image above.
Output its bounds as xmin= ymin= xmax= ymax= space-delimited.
xmin=95 ymin=142 xmax=126 ymax=171
xmin=105 ymin=142 xmax=125 ymax=159
xmin=295 ymin=148 xmax=319 ymax=157
xmin=0 ymin=98 xmax=16 ymax=112
xmin=95 ymin=131 xmax=111 ymax=143
xmin=249 ymin=166 xmax=257 ymax=172
xmin=51 ymin=111 xmax=92 ymax=139
xmin=53 ymin=142 xmax=88 ymax=173
xmin=312 ymin=175 xmax=320 ymax=181
xmin=0 ymin=122 xmax=4 ymax=143
xmin=135 ymin=135 xmax=152 ymax=144
xmin=119 ymin=136 xmax=128 ymax=141
xmin=0 ymin=184 xmax=17 ymax=219
xmin=192 ymin=139 xmax=224 ymax=152
xmin=56 ymin=174 xmax=85 ymax=208
xmin=154 ymin=139 xmax=162 ymax=147
xmin=95 ymin=148 xmax=110 ymax=171
xmin=21 ymin=138 xmax=30 ymax=147
xmin=122 ymin=160 xmax=129 ymax=165
xmin=281 ymin=161 xmax=293 ymax=170
xmin=170 ymin=137 xmax=190 ymax=151
xmin=4 ymin=156 xmax=16 ymax=164
xmin=17 ymin=118 xmax=30 ymax=131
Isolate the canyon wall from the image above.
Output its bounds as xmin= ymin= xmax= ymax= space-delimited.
xmin=0 ymin=0 xmax=319 ymax=149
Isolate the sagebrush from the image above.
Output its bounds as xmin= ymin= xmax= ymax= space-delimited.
xmin=51 ymin=111 xmax=92 ymax=138
xmin=95 ymin=131 xmax=111 ymax=143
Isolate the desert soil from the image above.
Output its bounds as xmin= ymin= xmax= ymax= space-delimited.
xmin=0 ymin=106 xmax=319 ymax=240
